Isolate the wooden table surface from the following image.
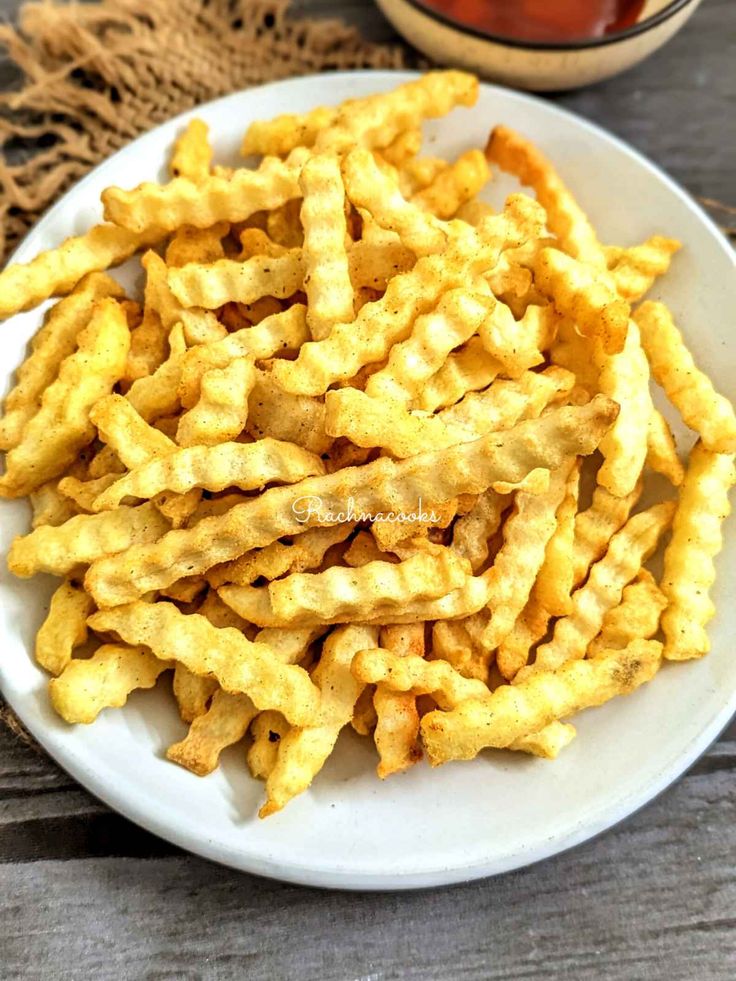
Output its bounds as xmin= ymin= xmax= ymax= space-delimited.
xmin=1 ymin=1 xmax=735 ymax=978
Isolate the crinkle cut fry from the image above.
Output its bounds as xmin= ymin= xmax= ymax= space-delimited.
xmin=260 ymin=624 xmax=378 ymax=817
xmin=412 ymin=149 xmax=490 ymax=219
xmin=572 ymin=481 xmax=642 ymax=586
xmin=92 ymin=438 xmax=326 ymax=510
xmin=35 ymin=579 xmax=95 ymax=676
xmin=0 ymin=273 xmax=124 ymax=452
xmin=0 ymin=223 xmax=162 ymax=321
xmin=373 ymin=624 xmax=424 ymax=778
xmin=90 ymin=394 xmax=200 ymax=527
xmin=84 ymin=397 xmax=618 ymax=607
xmin=646 ymin=409 xmax=684 ymax=486
xmin=170 ymin=118 xmax=212 ymax=181
xmin=49 ymin=645 xmax=169 ymax=724
xmin=605 ymin=236 xmax=681 ymax=302
xmin=588 ymin=570 xmax=667 ymax=655
xmin=0 ymin=298 xmax=130 ymax=498
xmin=356 ymin=647 xmax=576 ymax=759
xmin=8 ymin=501 xmax=171 ymax=578
xmin=522 ymin=501 xmax=675 ymax=678
xmin=168 ymin=252 xmax=304 ymax=309
xmin=314 ymin=71 xmax=479 ymax=154
xmin=475 ymin=462 xmax=574 ymax=650
xmin=88 ymin=602 xmax=321 ymax=727
xmin=267 ymin=550 xmax=469 ymax=623
xmin=635 ymin=301 xmax=736 ymax=454
xmin=486 ymin=124 xmax=606 ymax=268
xmin=420 ymin=640 xmax=662 ymax=763
xmin=102 ymin=150 xmax=309 ymax=234
xmin=176 ymin=357 xmax=256 ymax=447
xmin=660 ymin=441 xmax=735 ymax=660
xmin=300 ymin=153 xmax=353 ymax=340
xmin=242 ymin=104 xmax=337 ymax=156
xmin=167 ymin=689 xmax=259 ymax=776
xmin=594 ymin=319 xmax=652 ymax=498
xmin=269 ymin=198 xmax=542 ymax=396
xmin=534 ymin=248 xmax=629 ymax=355
xmin=416 ymin=337 xmax=501 ymax=413
xmin=364 ymin=288 xmax=492 ymax=405
xmin=176 ymin=306 xmax=308 ymax=407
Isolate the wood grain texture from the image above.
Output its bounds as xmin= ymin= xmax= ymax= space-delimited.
xmin=1 ymin=0 xmax=735 ymax=978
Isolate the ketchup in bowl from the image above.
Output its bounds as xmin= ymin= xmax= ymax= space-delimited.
xmin=416 ymin=0 xmax=647 ymax=43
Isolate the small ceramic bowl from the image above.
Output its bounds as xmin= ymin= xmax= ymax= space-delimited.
xmin=376 ymin=0 xmax=703 ymax=90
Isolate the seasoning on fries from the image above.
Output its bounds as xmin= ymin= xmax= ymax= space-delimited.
xmin=1 ymin=71 xmax=733 ymax=817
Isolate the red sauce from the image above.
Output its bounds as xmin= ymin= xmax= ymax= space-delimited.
xmin=419 ymin=0 xmax=647 ymax=43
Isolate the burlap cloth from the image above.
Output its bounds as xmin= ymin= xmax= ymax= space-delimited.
xmin=0 ymin=0 xmax=413 ymax=750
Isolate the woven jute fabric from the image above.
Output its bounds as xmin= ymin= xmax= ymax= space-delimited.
xmin=0 ymin=0 xmax=411 ymax=751
xmin=0 ymin=0 xmax=411 ymax=260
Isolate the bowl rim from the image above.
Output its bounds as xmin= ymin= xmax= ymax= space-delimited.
xmin=400 ymin=0 xmax=696 ymax=51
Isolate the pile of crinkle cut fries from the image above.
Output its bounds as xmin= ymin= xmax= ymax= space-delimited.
xmin=1 ymin=72 xmax=733 ymax=817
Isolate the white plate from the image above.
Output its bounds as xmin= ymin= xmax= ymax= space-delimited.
xmin=1 ymin=72 xmax=734 ymax=891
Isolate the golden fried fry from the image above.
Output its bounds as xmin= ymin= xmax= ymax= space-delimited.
xmin=412 ymin=150 xmax=490 ymax=218
xmin=88 ymin=602 xmax=321 ymax=726
xmin=35 ymin=580 xmax=95 ymax=676
xmin=594 ymin=319 xmax=651 ymax=497
xmin=605 ymin=235 xmax=681 ymax=301
xmin=247 ymin=711 xmax=290 ymax=780
xmin=508 ymin=722 xmax=577 ymax=759
xmin=661 ymin=442 xmax=735 ymax=660
xmin=533 ymin=462 xmax=580 ymax=617
xmin=416 ymin=337 xmax=501 ymax=412
xmin=523 ymin=501 xmax=675 ymax=677
xmin=170 ymin=118 xmax=212 ymax=182
xmin=353 ymin=647 xmax=489 ymax=710
xmin=475 ymin=462 xmax=574 ymax=650
xmin=173 ymin=664 xmax=218 ymax=723
xmin=0 ymin=224 xmax=160 ymax=320
xmin=176 ymin=305 xmax=308 ymax=407
xmin=364 ymin=288 xmax=492 ymax=405
xmin=176 ymin=356 xmax=256 ymax=447
xmin=496 ymin=597 xmax=552 ymax=681
xmin=300 ymin=153 xmax=353 ymax=339
xmin=267 ymin=550 xmax=469 ymax=624
xmin=167 ymin=689 xmax=258 ymax=776
xmin=635 ymin=301 xmax=736 ymax=454
xmin=373 ymin=624 xmax=424 ymax=777
xmin=534 ymin=248 xmax=629 ymax=354
xmin=102 ymin=151 xmax=308 ymax=234
xmin=486 ymin=124 xmax=606 ymax=267
xmin=315 ymin=71 xmax=478 ymax=154
xmin=0 ymin=273 xmax=123 ymax=451
xmin=588 ymin=569 xmax=667 ymax=655
xmin=451 ymin=489 xmax=509 ymax=572
xmin=421 ymin=640 xmax=662 ymax=763
xmin=438 ymin=366 xmax=574 ymax=436
xmin=9 ymin=501 xmax=170 ymax=578
xmin=572 ymin=481 xmax=642 ymax=586
xmin=242 ymin=104 xmax=338 ymax=156
xmin=259 ymin=624 xmax=378 ymax=816
xmin=207 ymin=524 xmax=354 ymax=588
xmin=49 ymin=644 xmax=169 ymax=724
xmin=0 ymin=299 xmax=130 ymax=497
xmin=85 ymin=398 xmax=617 ymax=606
xmin=168 ymin=252 xmax=304 ymax=309
xmin=646 ymin=409 xmax=684 ymax=486
xmin=93 ymin=437 xmax=325 ymax=510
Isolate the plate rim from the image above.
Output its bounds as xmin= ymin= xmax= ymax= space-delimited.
xmin=1 ymin=69 xmax=734 ymax=891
